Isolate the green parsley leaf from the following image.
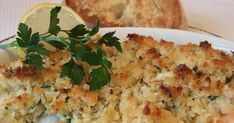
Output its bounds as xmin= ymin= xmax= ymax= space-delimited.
xmin=81 ymin=46 xmax=111 ymax=68
xmin=61 ymin=58 xmax=85 ymax=85
xmin=208 ymin=95 xmax=219 ymax=101
xmin=16 ymin=23 xmax=33 ymax=47
xmin=79 ymin=34 xmax=91 ymax=43
xmin=24 ymin=54 xmax=44 ymax=70
xmin=81 ymin=46 xmax=103 ymax=66
xmin=70 ymin=44 xmax=102 ymax=66
xmin=70 ymin=44 xmax=92 ymax=60
xmin=16 ymin=23 xmax=48 ymax=69
xmin=43 ymin=37 xmax=68 ymax=49
xmin=16 ymin=23 xmax=40 ymax=46
xmin=30 ymin=32 xmax=40 ymax=45
xmin=17 ymin=23 xmax=31 ymax=42
xmin=69 ymin=24 xmax=89 ymax=38
xmin=102 ymin=57 xmax=112 ymax=69
xmin=82 ymin=51 xmax=101 ymax=65
xmin=27 ymin=44 xmax=48 ymax=56
xmin=99 ymin=31 xmax=122 ymax=52
xmin=89 ymin=66 xmax=111 ymax=91
xmin=48 ymin=6 xmax=61 ymax=35
xmin=89 ymin=20 xmax=100 ymax=36
xmin=96 ymin=47 xmax=111 ymax=69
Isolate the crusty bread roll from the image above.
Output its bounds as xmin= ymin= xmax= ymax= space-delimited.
xmin=65 ymin=0 xmax=187 ymax=29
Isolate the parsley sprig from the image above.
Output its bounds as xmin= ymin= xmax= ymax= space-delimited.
xmin=0 ymin=6 xmax=122 ymax=90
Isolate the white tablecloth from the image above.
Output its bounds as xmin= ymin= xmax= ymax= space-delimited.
xmin=0 ymin=0 xmax=62 ymax=41
xmin=0 ymin=0 xmax=234 ymax=41
xmin=181 ymin=0 xmax=234 ymax=41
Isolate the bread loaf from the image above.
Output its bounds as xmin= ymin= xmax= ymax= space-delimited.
xmin=65 ymin=0 xmax=187 ymax=29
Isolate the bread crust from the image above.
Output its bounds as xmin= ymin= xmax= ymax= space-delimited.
xmin=65 ymin=0 xmax=187 ymax=29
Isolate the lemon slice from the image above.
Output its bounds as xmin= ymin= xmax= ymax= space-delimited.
xmin=17 ymin=3 xmax=85 ymax=57
xmin=20 ymin=3 xmax=85 ymax=34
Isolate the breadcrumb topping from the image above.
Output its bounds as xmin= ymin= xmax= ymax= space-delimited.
xmin=0 ymin=34 xmax=234 ymax=123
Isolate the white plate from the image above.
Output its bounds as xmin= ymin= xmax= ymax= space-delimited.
xmin=0 ymin=28 xmax=234 ymax=123
xmin=100 ymin=27 xmax=234 ymax=52
xmin=1 ymin=28 xmax=234 ymax=65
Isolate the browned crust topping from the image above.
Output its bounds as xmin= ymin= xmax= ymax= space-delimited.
xmin=196 ymin=71 xmax=204 ymax=78
xmin=143 ymin=104 xmax=151 ymax=115
xmin=160 ymin=85 xmax=183 ymax=96
xmin=160 ymin=85 xmax=171 ymax=95
xmin=200 ymin=77 xmax=212 ymax=91
xmin=59 ymin=88 xmax=71 ymax=94
xmin=3 ymin=66 xmax=37 ymax=78
xmin=199 ymin=41 xmax=211 ymax=49
xmin=127 ymin=33 xmax=144 ymax=41
xmin=170 ymin=86 xmax=183 ymax=96
xmin=175 ymin=64 xmax=192 ymax=78
xmin=1 ymin=34 xmax=233 ymax=122
xmin=147 ymin=48 xmax=161 ymax=59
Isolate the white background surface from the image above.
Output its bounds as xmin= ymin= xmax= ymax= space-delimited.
xmin=0 ymin=0 xmax=62 ymax=40
xmin=0 ymin=0 xmax=234 ymax=41
xmin=181 ymin=0 xmax=234 ymax=41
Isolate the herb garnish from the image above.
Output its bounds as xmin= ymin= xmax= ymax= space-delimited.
xmin=207 ymin=95 xmax=219 ymax=101
xmin=16 ymin=23 xmax=47 ymax=70
xmin=0 ymin=6 xmax=122 ymax=90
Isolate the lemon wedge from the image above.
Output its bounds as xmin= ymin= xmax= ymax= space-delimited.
xmin=17 ymin=3 xmax=85 ymax=57
xmin=20 ymin=3 xmax=85 ymax=33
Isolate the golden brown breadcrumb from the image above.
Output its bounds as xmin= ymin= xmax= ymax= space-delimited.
xmin=0 ymin=34 xmax=234 ymax=123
